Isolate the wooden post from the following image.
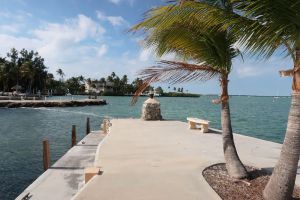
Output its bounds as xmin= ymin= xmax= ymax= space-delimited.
xmin=86 ymin=117 xmax=90 ymax=135
xmin=43 ymin=140 xmax=50 ymax=171
xmin=72 ymin=125 xmax=76 ymax=147
xmin=103 ymin=119 xmax=107 ymax=134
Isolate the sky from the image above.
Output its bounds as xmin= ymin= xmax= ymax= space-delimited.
xmin=0 ymin=0 xmax=293 ymax=96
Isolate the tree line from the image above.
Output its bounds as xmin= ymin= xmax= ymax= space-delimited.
xmin=0 ymin=49 xmax=166 ymax=96
xmin=0 ymin=48 xmax=49 ymax=95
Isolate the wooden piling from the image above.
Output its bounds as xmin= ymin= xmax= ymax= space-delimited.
xmin=86 ymin=117 xmax=90 ymax=135
xmin=43 ymin=140 xmax=50 ymax=171
xmin=103 ymin=119 xmax=109 ymax=134
xmin=103 ymin=119 xmax=107 ymax=134
xmin=72 ymin=125 xmax=76 ymax=147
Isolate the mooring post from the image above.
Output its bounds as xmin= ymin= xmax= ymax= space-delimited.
xmin=72 ymin=125 xmax=76 ymax=147
xmin=43 ymin=140 xmax=50 ymax=171
xmin=86 ymin=117 xmax=90 ymax=135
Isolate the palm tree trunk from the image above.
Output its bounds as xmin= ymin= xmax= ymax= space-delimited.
xmin=263 ymin=48 xmax=300 ymax=200
xmin=221 ymin=76 xmax=248 ymax=179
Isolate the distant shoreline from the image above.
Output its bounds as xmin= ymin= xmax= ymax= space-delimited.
xmin=202 ymin=94 xmax=291 ymax=98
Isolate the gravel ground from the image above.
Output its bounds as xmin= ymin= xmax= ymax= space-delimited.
xmin=203 ymin=163 xmax=300 ymax=200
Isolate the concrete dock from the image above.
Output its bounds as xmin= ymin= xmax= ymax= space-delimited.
xmin=73 ymin=119 xmax=300 ymax=200
xmin=0 ymin=99 xmax=106 ymax=108
xmin=16 ymin=131 xmax=105 ymax=200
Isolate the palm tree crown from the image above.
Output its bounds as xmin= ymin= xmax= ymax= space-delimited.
xmin=131 ymin=2 xmax=241 ymax=103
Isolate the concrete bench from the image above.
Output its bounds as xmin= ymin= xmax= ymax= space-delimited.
xmin=187 ymin=117 xmax=210 ymax=133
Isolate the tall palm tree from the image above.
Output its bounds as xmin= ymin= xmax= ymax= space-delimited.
xmin=56 ymin=68 xmax=65 ymax=81
xmin=0 ymin=57 xmax=8 ymax=92
xmin=130 ymin=0 xmax=248 ymax=179
xmin=160 ymin=0 xmax=300 ymax=199
xmin=7 ymin=48 xmax=20 ymax=92
xmin=231 ymin=1 xmax=300 ymax=199
xmin=20 ymin=61 xmax=35 ymax=93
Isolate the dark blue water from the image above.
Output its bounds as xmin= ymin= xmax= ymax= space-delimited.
xmin=0 ymin=96 xmax=290 ymax=199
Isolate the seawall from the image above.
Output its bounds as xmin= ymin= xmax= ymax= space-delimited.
xmin=0 ymin=99 xmax=107 ymax=108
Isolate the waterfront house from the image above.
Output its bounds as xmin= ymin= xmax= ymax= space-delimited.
xmin=85 ymin=81 xmax=114 ymax=94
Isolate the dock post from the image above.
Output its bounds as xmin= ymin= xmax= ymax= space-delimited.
xmin=86 ymin=117 xmax=90 ymax=135
xmin=43 ymin=140 xmax=50 ymax=171
xmin=102 ymin=119 xmax=109 ymax=134
xmin=72 ymin=125 xmax=76 ymax=147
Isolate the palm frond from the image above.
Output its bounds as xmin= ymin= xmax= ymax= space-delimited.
xmin=231 ymin=0 xmax=300 ymax=60
xmin=130 ymin=0 xmax=244 ymax=68
xmin=130 ymin=1 xmax=250 ymax=35
xmin=131 ymin=60 xmax=221 ymax=104
xmin=145 ymin=22 xmax=236 ymax=69
xmin=131 ymin=0 xmax=300 ymax=60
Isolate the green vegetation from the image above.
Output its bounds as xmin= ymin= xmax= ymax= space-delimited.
xmin=0 ymin=49 xmax=197 ymax=97
xmin=0 ymin=48 xmax=49 ymax=95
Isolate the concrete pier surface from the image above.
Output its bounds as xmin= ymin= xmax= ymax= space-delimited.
xmin=73 ymin=119 xmax=300 ymax=200
xmin=16 ymin=131 xmax=106 ymax=200
xmin=0 ymin=99 xmax=106 ymax=108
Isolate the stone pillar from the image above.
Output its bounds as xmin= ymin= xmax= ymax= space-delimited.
xmin=141 ymin=95 xmax=162 ymax=120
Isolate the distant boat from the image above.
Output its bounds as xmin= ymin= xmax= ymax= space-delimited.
xmin=273 ymin=91 xmax=280 ymax=99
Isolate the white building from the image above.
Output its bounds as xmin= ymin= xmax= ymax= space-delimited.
xmin=85 ymin=81 xmax=114 ymax=94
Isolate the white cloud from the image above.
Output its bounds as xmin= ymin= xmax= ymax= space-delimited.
xmin=31 ymin=14 xmax=106 ymax=62
xmin=34 ymin=14 xmax=105 ymax=43
xmin=108 ymin=0 xmax=135 ymax=6
xmin=107 ymin=16 xmax=126 ymax=26
xmin=160 ymin=52 xmax=177 ymax=61
xmin=97 ymin=44 xmax=108 ymax=56
xmin=0 ymin=10 xmax=32 ymax=35
xmin=96 ymin=11 xmax=127 ymax=27
xmin=0 ymin=10 xmax=32 ymax=22
xmin=0 ymin=13 xmax=153 ymax=81
xmin=139 ymin=48 xmax=153 ymax=61
xmin=0 ymin=24 xmax=22 ymax=34
xmin=0 ymin=34 xmax=40 ymax=57
xmin=0 ymin=14 xmax=112 ymax=78
xmin=138 ymin=45 xmax=178 ymax=62
xmin=96 ymin=11 xmax=106 ymax=20
xmin=109 ymin=0 xmax=121 ymax=4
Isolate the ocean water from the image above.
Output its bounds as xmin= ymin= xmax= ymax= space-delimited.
xmin=0 ymin=95 xmax=290 ymax=199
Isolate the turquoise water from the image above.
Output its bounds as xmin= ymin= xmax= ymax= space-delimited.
xmin=0 ymin=95 xmax=290 ymax=199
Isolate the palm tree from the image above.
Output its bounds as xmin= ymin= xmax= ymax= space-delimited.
xmin=56 ymin=68 xmax=65 ymax=81
xmin=20 ymin=61 xmax=35 ymax=93
xmin=0 ymin=57 xmax=8 ymax=92
xmin=7 ymin=48 xmax=20 ymax=92
xmin=130 ymin=0 xmax=248 ymax=179
xmin=160 ymin=0 xmax=300 ymax=199
xmin=78 ymin=75 xmax=85 ymax=83
xmin=230 ymin=1 xmax=300 ymax=199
